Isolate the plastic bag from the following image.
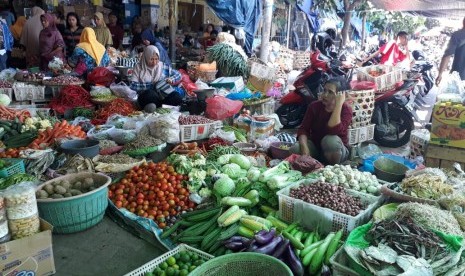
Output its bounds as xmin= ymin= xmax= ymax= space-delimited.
xmin=358 ymin=143 xmax=383 ymax=159
xmin=87 ymin=67 xmax=116 ymax=87
xmin=110 ymin=82 xmax=138 ymax=102
xmin=195 ymin=80 xmax=210 ymax=90
xmin=255 ymin=136 xmax=280 ymax=151
xmin=108 ymin=128 xmax=137 ymax=144
xmin=0 ymin=68 xmax=16 ymax=81
xmin=87 ymin=125 xmax=115 ymax=140
xmin=148 ymin=112 xmax=181 ymax=144
xmin=206 ymin=96 xmax=243 ymax=120
xmin=72 ymin=117 xmax=94 ymax=132
xmin=439 ymin=71 xmax=465 ymax=96
xmin=210 ymin=129 xmax=236 ymax=143
xmin=90 ymin=86 xmax=112 ymax=97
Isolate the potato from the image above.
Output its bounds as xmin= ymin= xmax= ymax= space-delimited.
xmin=70 ymin=189 xmax=83 ymax=196
xmin=82 ymin=178 xmax=94 ymax=189
xmin=44 ymin=184 xmax=54 ymax=195
xmin=63 ymin=193 xmax=72 ymax=198
xmin=54 ymin=185 xmax=67 ymax=195
xmin=88 ymin=186 xmax=96 ymax=191
xmin=73 ymin=181 xmax=83 ymax=191
xmin=51 ymin=194 xmax=64 ymax=199
xmin=36 ymin=190 xmax=48 ymax=199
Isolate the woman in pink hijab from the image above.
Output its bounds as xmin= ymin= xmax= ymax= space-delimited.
xmin=39 ymin=13 xmax=65 ymax=71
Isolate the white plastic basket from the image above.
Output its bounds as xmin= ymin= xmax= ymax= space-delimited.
xmin=124 ymin=244 xmax=214 ymax=276
xmin=277 ymin=179 xmax=382 ymax=236
xmin=356 ymin=65 xmax=402 ymax=91
xmin=9 ymin=104 xmax=51 ymax=116
xmin=180 ymin=121 xmax=223 ymax=142
xmin=348 ymin=124 xmax=375 ymax=145
xmin=13 ymin=83 xmax=45 ymax=101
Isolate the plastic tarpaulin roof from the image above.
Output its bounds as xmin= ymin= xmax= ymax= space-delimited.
xmin=369 ymin=0 xmax=465 ymax=18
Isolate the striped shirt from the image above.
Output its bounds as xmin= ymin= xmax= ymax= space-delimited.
xmin=63 ymin=26 xmax=84 ymax=58
xmin=129 ymin=65 xmax=182 ymax=92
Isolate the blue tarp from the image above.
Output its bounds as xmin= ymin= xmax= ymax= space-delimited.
xmin=205 ymin=0 xmax=262 ymax=55
xmin=296 ymin=0 xmax=320 ymax=32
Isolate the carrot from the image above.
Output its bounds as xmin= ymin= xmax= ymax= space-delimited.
xmin=61 ymin=120 xmax=67 ymax=127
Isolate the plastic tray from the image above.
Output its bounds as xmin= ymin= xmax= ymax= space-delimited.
xmin=356 ymin=65 xmax=402 ymax=91
xmin=13 ymin=83 xmax=45 ymax=101
xmin=124 ymin=244 xmax=213 ymax=276
xmin=277 ymin=179 xmax=383 ymax=236
xmin=0 ymin=158 xmax=25 ymax=179
xmin=180 ymin=121 xmax=223 ymax=142
xmin=348 ymin=124 xmax=375 ymax=145
xmin=329 ymin=246 xmax=360 ymax=276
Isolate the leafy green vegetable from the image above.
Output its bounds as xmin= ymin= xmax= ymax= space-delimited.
xmin=259 ymin=161 xmax=291 ymax=183
xmin=229 ymin=154 xmax=252 ymax=170
xmin=222 ymin=163 xmax=242 ymax=179
xmin=250 ymin=181 xmax=279 ymax=208
xmin=214 ymin=176 xmax=236 ymax=196
xmin=267 ymin=171 xmax=303 ymax=190
xmin=217 ymin=154 xmax=234 ymax=165
xmin=247 ymin=167 xmax=261 ymax=182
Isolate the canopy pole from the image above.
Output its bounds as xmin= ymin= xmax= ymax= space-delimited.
xmin=169 ymin=0 xmax=178 ymax=63
xmin=286 ymin=3 xmax=292 ymax=48
xmin=260 ymin=0 xmax=274 ymax=62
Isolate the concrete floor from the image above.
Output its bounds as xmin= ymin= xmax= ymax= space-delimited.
xmin=53 ymin=216 xmax=165 ymax=276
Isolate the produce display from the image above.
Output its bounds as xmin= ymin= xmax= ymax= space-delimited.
xmin=400 ymin=174 xmax=454 ymax=200
xmin=178 ymin=115 xmax=214 ymax=125
xmin=36 ymin=177 xmax=102 ymax=199
xmin=49 ymin=85 xmax=94 ymax=114
xmin=289 ymin=182 xmax=363 ymax=216
xmin=29 ymin=120 xmax=86 ymax=149
xmin=42 ymin=75 xmax=84 ymax=86
xmin=0 ymin=105 xmax=31 ymax=122
xmin=144 ymin=250 xmax=209 ymax=276
xmin=316 ymin=164 xmax=381 ymax=195
xmin=15 ymin=71 xmax=45 ymax=81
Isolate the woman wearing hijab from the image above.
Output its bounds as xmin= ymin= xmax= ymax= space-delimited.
xmin=92 ymin=12 xmax=113 ymax=48
xmin=130 ymin=45 xmax=183 ymax=111
xmin=141 ymin=25 xmax=171 ymax=65
xmin=20 ymin=6 xmax=45 ymax=67
xmin=62 ymin=12 xmax=84 ymax=58
xmin=9 ymin=16 xmax=26 ymax=42
xmin=68 ymin=27 xmax=110 ymax=76
xmin=39 ymin=13 xmax=65 ymax=71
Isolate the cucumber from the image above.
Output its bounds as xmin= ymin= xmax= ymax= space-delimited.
xmin=218 ymin=223 xmax=240 ymax=240
xmin=201 ymin=227 xmax=222 ymax=251
xmin=181 ymin=206 xmax=221 ymax=219
xmin=182 ymin=213 xmax=220 ymax=237
xmin=185 ymin=207 xmax=222 ymax=222
xmin=178 ymin=235 xmax=206 ymax=244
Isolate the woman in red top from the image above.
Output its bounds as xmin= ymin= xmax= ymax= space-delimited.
xmin=290 ymin=77 xmax=352 ymax=165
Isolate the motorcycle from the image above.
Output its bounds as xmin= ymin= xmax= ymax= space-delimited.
xmin=412 ymin=50 xmax=434 ymax=96
xmin=371 ymin=79 xmax=418 ymax=148
xmin=276 ymin=50 xmax=349 ymax=128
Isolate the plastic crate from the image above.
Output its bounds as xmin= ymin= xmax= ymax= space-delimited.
xmin=13 ymin=83 xmax=45 ymax=101
xmin=0 ymin=158 xmax=25 ymax=178
xmin=124 ymin=244 xmax=214 ymax=276
xmin=180 ymin=121 xmax=223 ymax=142
xmin=9 ymin=104 xmax=51 ymax=117
xmin=329 ymin=246 xmax=360 ymax=276
xmin=356 ymin=65 xmax=402 ymax=91
xmin=277 ymin=179 xmax=382 ymax=236
xmin=0 ymin=88 xmax=13 ymax=99
xmin=348 ymin=124 xmax=375 ymax=145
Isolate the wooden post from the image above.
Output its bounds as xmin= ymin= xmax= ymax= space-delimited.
xmin=169 ymin=0 xmax=177 ymax=64
xmin=260 ymin=0 xmax=274 ymax=62
xmin=286 ymin=2 xmax=292 ymax=48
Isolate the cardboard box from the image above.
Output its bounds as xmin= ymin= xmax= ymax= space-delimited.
xmin=0 ymin=219 xmax=55 ymax=276
xmin=430 ymin=102 xmax=465 ymax=149
xmin=210 ymin=77 xmax=245 ymax=93
xmin=247 ymin=76 xmax=273 ymax=94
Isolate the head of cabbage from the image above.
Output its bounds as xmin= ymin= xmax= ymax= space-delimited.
xmin=222 ymin=163 xmax=242 ymax=179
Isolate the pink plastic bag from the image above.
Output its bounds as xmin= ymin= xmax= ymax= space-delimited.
xmin=206 ymin=96 xmax=243 ymax=120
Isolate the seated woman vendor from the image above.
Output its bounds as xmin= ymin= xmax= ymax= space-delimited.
xmin=290 ymin=77 xmax=352 ymax=165
xmin=68 ymin=27 xmax=110 ymax=76
xmin=130 ymin=45 xmax=183 ymax=111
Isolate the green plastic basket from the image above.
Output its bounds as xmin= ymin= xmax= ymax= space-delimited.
xmin=189 ymin=252 xmax=293 ymax=276
xmin=36 ymin=172 xmax=111 ymax=234
xmin=0 ymin=158 xmax=25 ymax=178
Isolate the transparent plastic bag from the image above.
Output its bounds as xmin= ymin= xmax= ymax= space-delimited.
xmin=255 ymin=136 xmax=280 ymax=151
xmin=210 ymin=129 xmax=236 ymax=143
xmin=110 ymin=82 xmax=138 ymax=102
xmin=87 ymin=125 xmax=115 ymax=140
xmin=108 ymin=128 xmax=137 ymax=144
xmin=439 ymin=72 xmax=465 ymax=96
xmin=148 ymin=112 xmax=181 ymax=144
xmin=358 ymin=143 xmax=383 ymax=159
xmin=90 ymin=86 xmax=112 ymax=97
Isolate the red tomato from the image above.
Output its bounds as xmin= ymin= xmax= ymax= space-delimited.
xmin=157 ymin=191 xmax=164 ymax=198
xmin=176 ymin=175 xmax=184 ymax=181
xmin=130 ymin=202 xmax=137 ymax=208
xmin=178 ymin=201 xmax=185 ymax=207
xmin=148 ymin=163 xmax=156 ymax=169
xmin=136 ymin=193 xmax=144 ymax=199
xmin=158 ymin=222 xmax=166 ymax=229
xmin=143 ymin=183 xmax=150 ymax=190
xmin=129 ymin=189 xmax=136 ymax=196
xmin=170 ymin=209 xmax=177 ymax=216
xmin=137 ymin=209 xmax=145 ymax=216
xmin=160 ymin=184 xmax=168 ymax=191
xmin=115 ymin=189 xmax=124 ymax=195
xmin=129 ymin=207 xmax=135 ymax=213
xmin=115 ymin=194 xmax=124 ymax=201
xmin=188 ymin=201 xmax=195 ymax=208
xmin=136 ymin=198 xmax=144 ymax=205
xmin=168 ymin=199 xmax=175 ymax=206
xmin=147 ymin=194 xmax=155 ymax=200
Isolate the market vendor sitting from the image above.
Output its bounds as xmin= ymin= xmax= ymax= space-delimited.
xmin=290 ymin=77 xmax=352 ymax=165
xmin=129 ymin=45 xmax=183 ymax=111
xmin=68 ymin=27 xmax=111 ymax=76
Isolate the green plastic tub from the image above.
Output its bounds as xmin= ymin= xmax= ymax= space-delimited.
xmin=189 ymin=252 xmax=293 ymax=276
xmin=36 ymin=173 xmax=111 ymax=234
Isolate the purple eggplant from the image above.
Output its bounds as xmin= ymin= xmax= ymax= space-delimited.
xmin=225 ymin=241 xmax=246 ymax=251
xmin=321 ymin=264 xmax=332 ymax=276
xmin=255 ymin=229 xmax=276 ymax=245
xmin=254 ymin=236 xmax=283 ymax=255
xmin=223 ymin=236 xmax=250 ymax=245
xmin=246 ymin=240 xmax=259 ymax=252
xmin=285 ymin=244 xmax=304 ymax=276
xmin=272 ymin=238 xmax=290 ymax=258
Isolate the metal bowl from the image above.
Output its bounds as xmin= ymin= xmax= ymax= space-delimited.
xmin=115 ymin=66 xmax=133 ymax=77
xmin=374 ymin=157 xmax=409 ymax=182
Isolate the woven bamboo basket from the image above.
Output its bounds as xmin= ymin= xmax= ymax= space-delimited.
xmin=293 ymin=51 xmax=312 ymax=70
xmin=347 ymin=89 xmax=375 ymax=128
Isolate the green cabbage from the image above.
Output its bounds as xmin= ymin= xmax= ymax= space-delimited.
xmin=247 ymin=167 xmax=261 ymax=182
xmin=229 ymin=154 xmax=251 ymax=170
xmin=213 ymin=176 xmax=236 ymax=196
xmin=0 ymin=94 xmax=11 ymax=106
xmin=222 ymin=163 xmax=242 ymax=179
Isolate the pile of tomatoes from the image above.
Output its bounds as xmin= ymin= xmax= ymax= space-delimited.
xmin=0 ymin=147 xmax=27 ymax=158
xmin=108 ymin=161 xmax=195 ymax=229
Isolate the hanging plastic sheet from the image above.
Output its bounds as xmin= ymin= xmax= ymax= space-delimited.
xmin=205 ymin=0 xmax=262 ymax=55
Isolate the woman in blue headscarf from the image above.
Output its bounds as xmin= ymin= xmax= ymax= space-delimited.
xmin=141 ymin=25 xmax=171 ymax=65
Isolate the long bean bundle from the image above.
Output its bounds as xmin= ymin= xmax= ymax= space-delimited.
xmin=207 ymin=43 xmax=249 ymax=77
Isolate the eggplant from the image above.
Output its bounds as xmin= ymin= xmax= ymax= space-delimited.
xmin=223 ymin=236 xmax=250 ymax=245
xmin=321 ymin=264 xmax=332 ymax=276
xmin=272 ymin=238 xmax=290 ymax=258
xmin=246 ymin=240 xmax=259 ymax=252
xmin=225 ymin=241 xmax=246 ymax=251
xmin=254 ymin=236 xmax=283 ymax=255
xmin=285 ymin=244 xmax=304 ymax=276
xmin=255 ymin=229 xmax=276 ymax=245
